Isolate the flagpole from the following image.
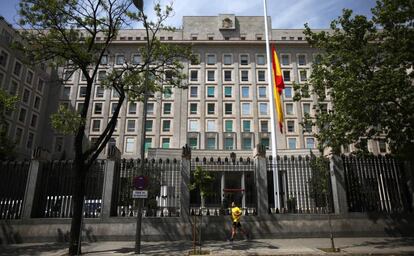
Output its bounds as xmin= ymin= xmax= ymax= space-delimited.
xmin=263 ymin=0 xmax=280 ymax=211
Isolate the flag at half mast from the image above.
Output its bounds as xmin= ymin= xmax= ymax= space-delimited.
xmin=271 ymin=44 xmax=285 ymax=133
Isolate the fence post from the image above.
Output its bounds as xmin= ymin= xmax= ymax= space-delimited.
xmin=21 ymin=160 xmax=41 ymax=219
xmin=254 ymin=144 xmax=268 ymax=216
xmin=181 ymin=145 xmax=191 ymax=220
xmin=329 ymin=155 xmax=348 ymax=214
xmin=101 ymin=160 xmax=117 ymax=219
xmin=403 ymin=160 xmax=414 ymax=211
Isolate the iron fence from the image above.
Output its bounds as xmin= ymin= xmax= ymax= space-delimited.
xmin=267 ymin=155 xmax=333 ymax=214
xmin=343 ymin=155 xmax=411 ymax=213
xmin=0 ymin=161 xmax=30 ymax=219
xmin=31 ymin=160 xmax=105 ymax=218
xmin=112 ymin=158 xmax=181 ymax=217
xmin=190 ymin=157 xmax=256 ymax=215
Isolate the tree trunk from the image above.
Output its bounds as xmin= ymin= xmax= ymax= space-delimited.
xmin=69 ymin=161 xmax=87 ymax=255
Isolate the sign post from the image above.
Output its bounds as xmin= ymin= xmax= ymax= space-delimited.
xmin=134 ymin=175 xmax=148 ymax=254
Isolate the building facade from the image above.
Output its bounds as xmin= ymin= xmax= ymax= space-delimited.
xmin=0 ymin=15 xmax=389 ymax=160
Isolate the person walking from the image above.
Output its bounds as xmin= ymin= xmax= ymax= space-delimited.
xmin=228 ymin=201 xmax=249 ymax=241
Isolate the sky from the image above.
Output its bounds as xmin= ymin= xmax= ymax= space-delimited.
xmin=0 ymin=0 xmax=377 ymax=29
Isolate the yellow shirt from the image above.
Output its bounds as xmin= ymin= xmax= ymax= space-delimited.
xmin=231 ymin=206 xmax=242 ymax=222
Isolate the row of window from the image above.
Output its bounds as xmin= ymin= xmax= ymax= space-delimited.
xmin=2 ymin=123 xmax=37 ymax=150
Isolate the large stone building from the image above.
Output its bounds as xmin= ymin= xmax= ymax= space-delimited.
xmin=0 ymin=15 xmax=389 ymax=160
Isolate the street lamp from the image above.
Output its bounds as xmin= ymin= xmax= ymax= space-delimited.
xmin=132 ymin=0 xmax=148 ymax=254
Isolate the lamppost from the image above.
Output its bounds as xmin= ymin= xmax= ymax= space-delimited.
xmin=131 ymin=0 xmax=148 ymax=254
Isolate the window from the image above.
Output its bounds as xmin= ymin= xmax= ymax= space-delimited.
xmin=288 ymin=138 xmax=297 ymax=149
xmin=206 ymin=137 xmax=216 ymax=150
xmin=243 ymin=120 xmax=251 ymax=132
xmin=125 ymin=138 xmax=135 ymax=153
xmin=207 ymin=103 xmax=215 ymax=115
xmin=281 ymin=54 xmax=290 ymax=66
xmin=286 ymin=103 xmax=294 ymax=115
xmin=26 ymin=71 xmax=34 ymax=85
xmin=284 ymin=87 xmax=292 ymax=98
xmin=190 ymin=70 xmax=198 ymax=81
xmin=127 ymin=102 xmax=136 ymax=115
xmin=189 ymin=137 xmax=198 ymax=149
xmin=207 ymin=86 xmax=215 ymax=98
xmin=132 ymin=54 xmax=141 ymax=65
xmin=163 ymin=103 xmax=172 ymax=114
xmin=95 ymin=86 xmax=104 ymax=98
xmin=80 ymin=72 xmax=87 ymax=81
xmin=259 ymin=103 xmax=268 ymax=115
xmin=299 ymin=70 xmax=308 ymax=82
xmin=98 ymin=70 xmax=107 ymax=81
xmin=378 ymin=139 xmax=387 ymax=153
xmin=224 ymin=86 xmax=232 ymax=98
xmin=303 ymin=103 xmax=311 ymax=115
xmin=298 ymin=54 xmax=307 ymax=66
xmin=34 ymin=96 xmax=41 ymax=110
xmin=287 ymin=120 xmax=295 ymax=133
xmin=94 ymin=103 xmax=103 ymax=114
xmin=189 ymin=120 xmax=199 ymax=131
xmin=240 ymin=54 xmax=249 ymax=65
xmin=225 ymin=120 xmax=233 ymax=132
xmin=0 ymin=50 xmax=9 ymax=68
xmin=37 ymin=78 xmax=45 ymax=92
xmin=224 ymin=137 xmax=234 ymax=150
xmin=111 ymin=103 xmax=118 ymax=115
xmin=260 ymin=120 xmax=269 ymax=132
xmin=207 ymin=54 xmax=216 ymax=65
xmin=23 ymin=88 xmax=31 ymax=103
xmin=320 ymin=103 xmax=328 ymax=113
xmin=26 ymin=132 xmax=34 ymax=149
xmin=306 ymin=138 xmax=315 ymax=149
xmin=207 ymin=70 xmax=215 ymax=82
xmin=54 ymin=136 xmax=63 ymax=152
xmin=223 ymin=54 xmax=232 ymax=65
xmin=146 ymin=103 xmax=154 ymax=115
xmin=78 ymin=86 xmax=87 ymax=98
xmin=241 ymin=87 xmax=249 ymax=98
xmin=162 ymin=120 xmax=171 ymax=132
xmin=241 ymin=70 xmax=249 ymax=82
xmin=0 ymin=72 xmax=4 ymax=88
xmin=206 ymin=120 xmax=216 ymax=131
xmin=9 ymin=80 xmax=18 ymax=95
xmin=191 ymin=54 xmax=200 ymax=65
xmin=189 ymin=103 xmax=198 ymax=114
xmin=224 ymin=103 xmax=232 ymax=115
xmin=257 ymin=55 xmax=266 ymax=65
xmin=162 ymin=138 xmax=170 ymax=149
xmin=18 ymin=108 xmax=27 ymax=123
xmin=242 ymin=103 xmax=251 ymax=115
xmin=261 ymin=138 xmax=270 ymax=149
xmin=242 ymin=137 xmax=252 ymax=150
xmin=145 ymin=120 xmax=153 ymax=132
xmin=13 ymin=61 xmax=22 ymax=77
xmin=190 ymin=86 xmax=198 ymax=97
xmin=127 ymin=120 xmax=136 ymax=132
xmin=30 ymin=114 xmax=38 ymax=128
xmin=224 ymin=70 xmax=232 ymax=81
xmin=116 ymin=55 xmax=125 ymax=65
xmin=92 ymin=119 xmax=101 ymax=132
xmin=304 ymin=123 xmax=312 ymax=133
xmin=100 ymin=55 xmax=108 ymax=65
xmin=144 ymin=138 xmax=152 ymax=152
xmin=163 ymin=86 xmax=172 ymax=98
xmin=258 ymin=87 xmax=267 ymax=98
xmin=112 ymin=89 xmax=120 ymax=98
xmin=283 ymin=70 xmax=291 ymax=82
xmin=258 ymin=70 xmax=265 ymax=81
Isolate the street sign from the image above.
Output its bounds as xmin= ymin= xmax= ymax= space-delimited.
xmin=132 ymin=190 xmax=148 ymax=199
xmin=133 ymin=175 xmax=148 ymax=190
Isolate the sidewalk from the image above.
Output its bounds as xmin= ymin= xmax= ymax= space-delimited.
xmin=1 ymin=237 xmax=414 ymax=255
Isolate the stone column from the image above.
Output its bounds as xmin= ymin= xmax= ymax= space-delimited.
xmin=101 ymin=159 xmax=117 ymax=219
xmin=329 ymin=155 xmax=348 ymax=214
xmin=181 ymin=145 xmax=191 ymax=220
xmin=21 ymin=160 xmax=41 ymax=219
xmin=254 ymin=144 xmax=268 ymax=216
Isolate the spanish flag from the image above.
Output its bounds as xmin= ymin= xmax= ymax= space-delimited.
xmin=271 ymin=44 xmax=285 ymax=133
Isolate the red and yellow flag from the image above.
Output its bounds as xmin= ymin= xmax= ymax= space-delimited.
xmin=271 ymin=44 xmax=285 ymax=133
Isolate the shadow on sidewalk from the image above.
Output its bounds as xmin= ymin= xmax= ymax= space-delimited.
xmin=83 ymin=241 xmax=193 ymax=255
xmin=342 ymin=237 xmax=414 ymax=249
xmin=0 ymin=242 xmax=69 ymax=256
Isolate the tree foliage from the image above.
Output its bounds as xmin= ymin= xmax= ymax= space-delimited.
xmin=190 ymin=166 xmax=214 ymax=207
xmin=296 ymin=0 xmax=414 ymax=157
xmin=0 ymin=89 xmax=18 ymax=160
